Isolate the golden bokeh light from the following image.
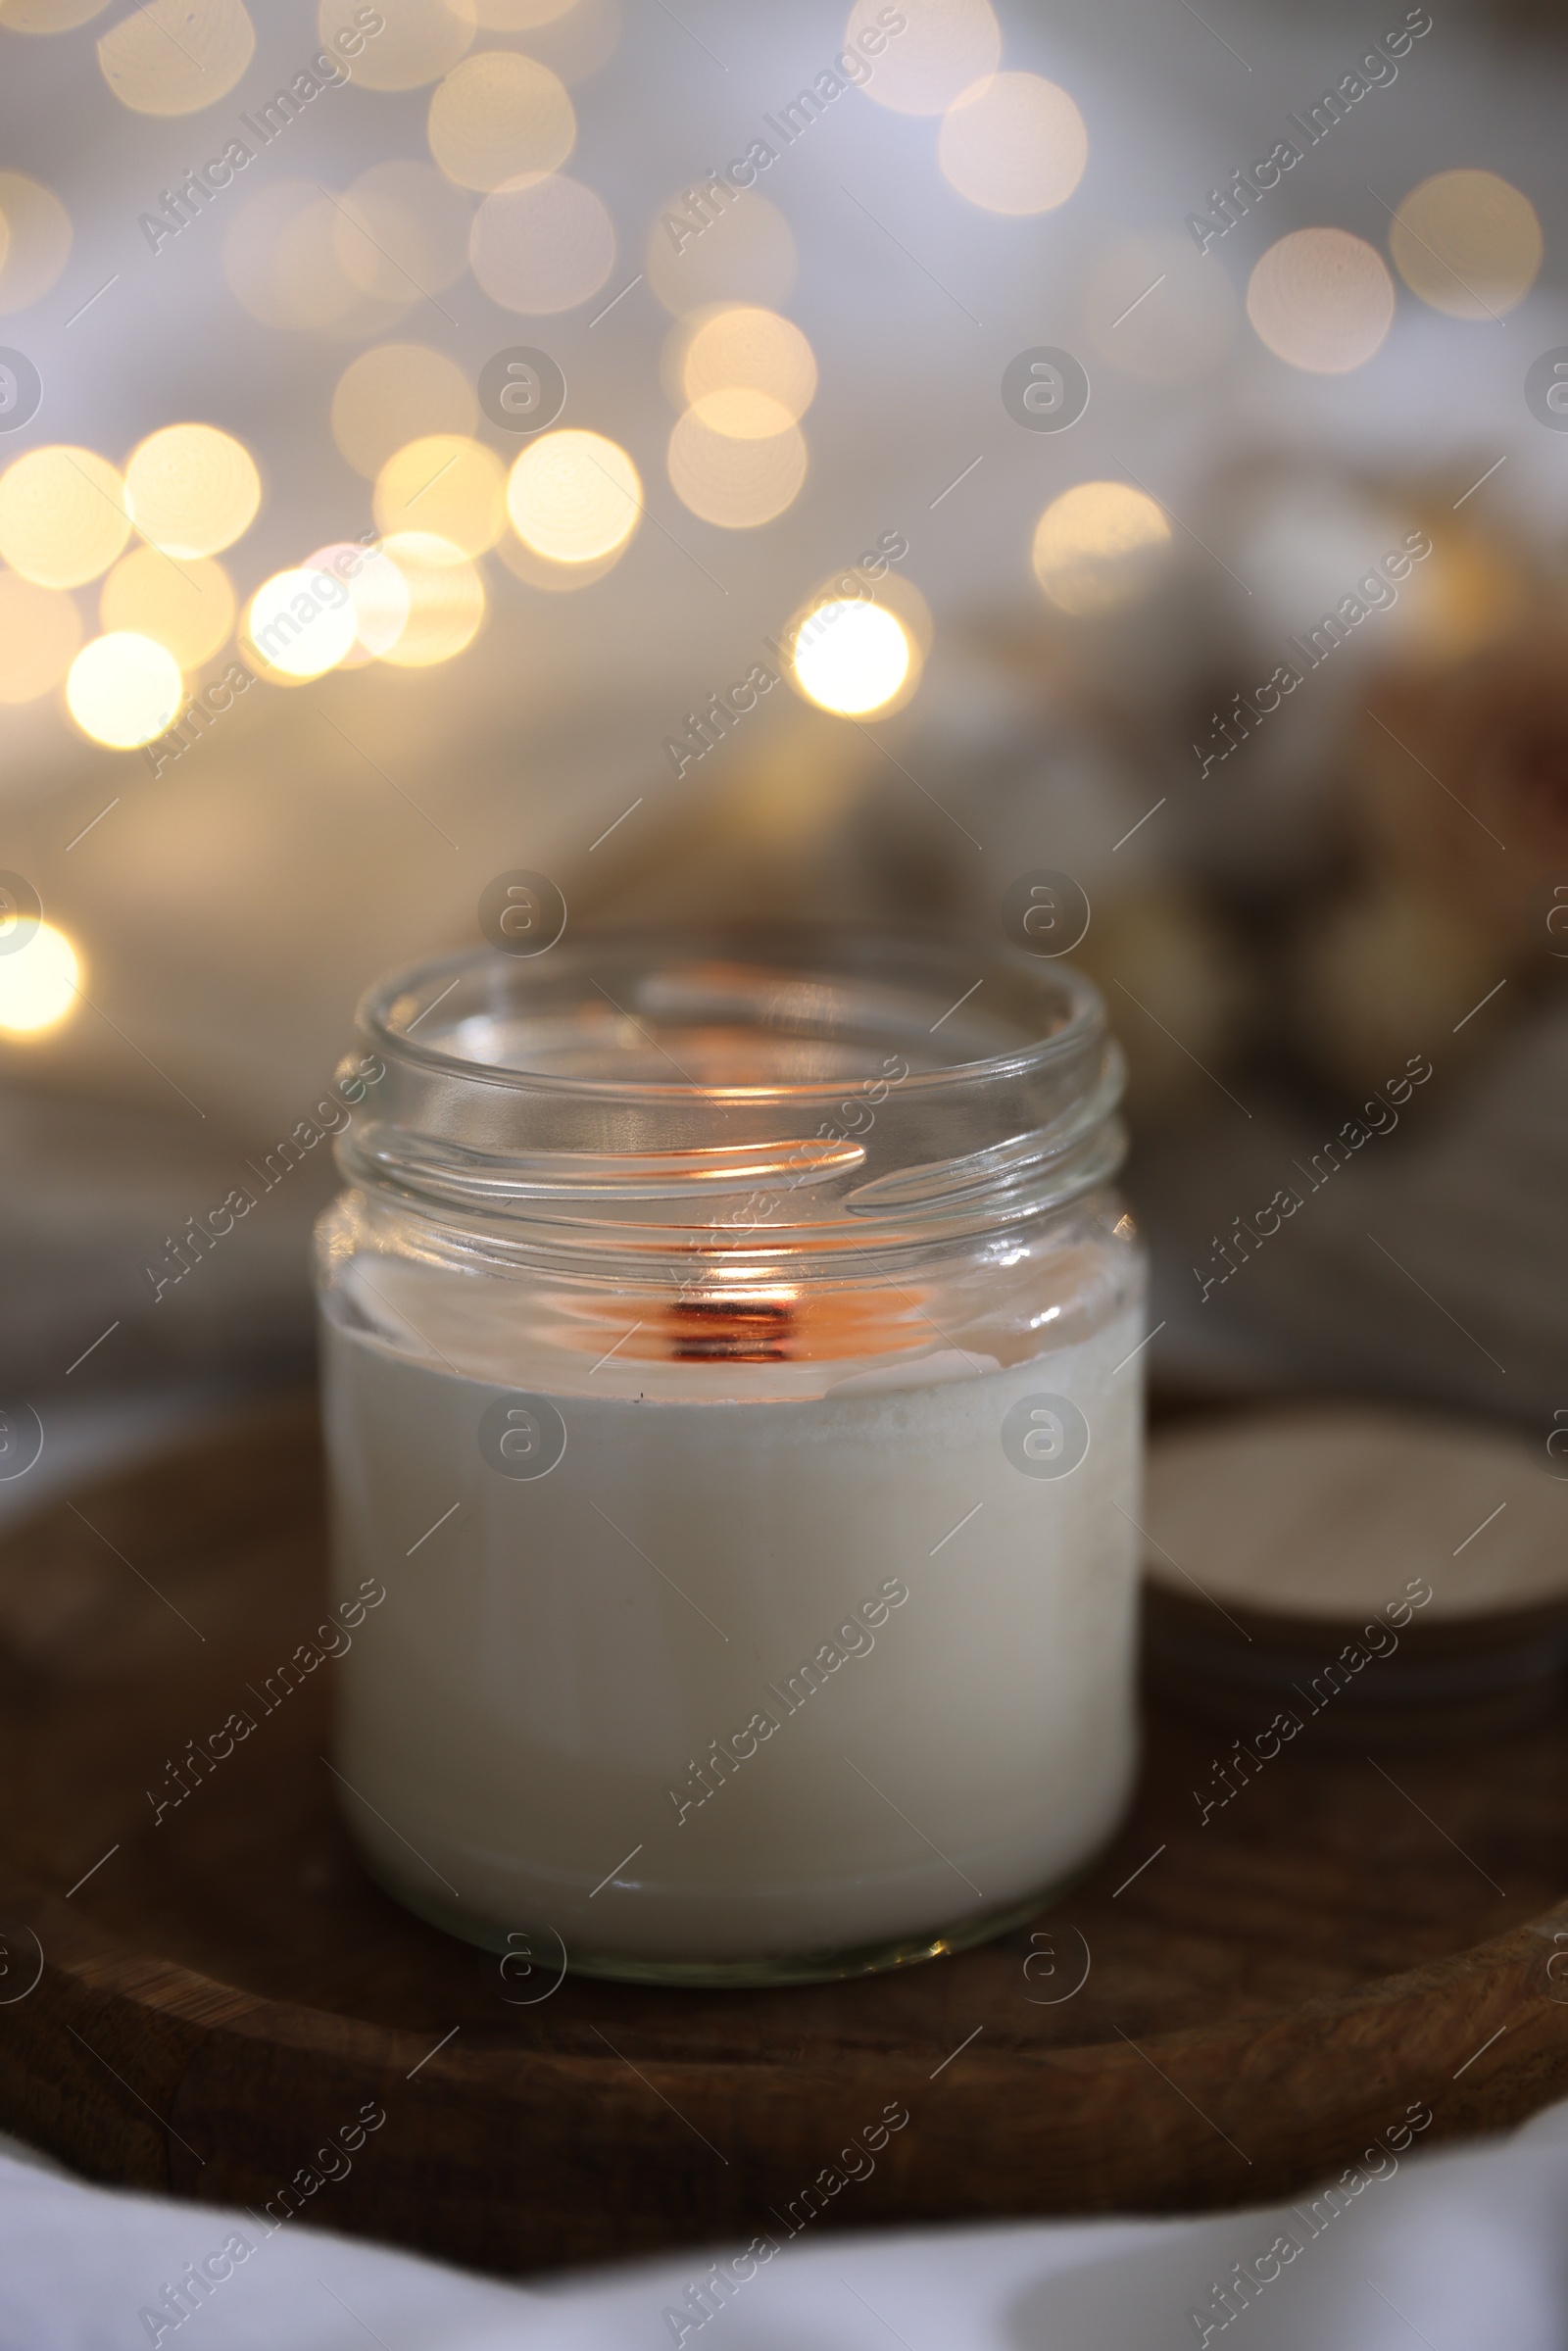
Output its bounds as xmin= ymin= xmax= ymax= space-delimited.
xmin=0 ymin=446 xmax=130 ymax=588
xmin=225 ymin=180 xmax=404 ymax=336
xmin=845 ymin=0 xmax=1000 ymax=115
xmin=97 ymin=0 xmax=254 ymax=115
xmin=0 ymin=920 xmax=79 ymax=1039
xmin=493 ymin=528 xmax=621 ymax=591
xmin=0 ymin=0 xmax=108 ymax=26
xmin=666 ymin=407 xmax=807 ymax=527
xmin=244 ymin=565 xmax=362 ymax=680
xmin=513 ymin=0 xmax=620 ymax=81
xmin=334 ymin=161 xmax=473 ymax=303
xmin=0 ymin=171 xmax=72 ymax=315
xmin=646 ymin=187 xmax=796 ymax=316
xmin=792 ymin=601 xmax=912 ymax=715
xmin=427 ymin=50 xmax=575 ymax=190
xmin=506 ymin=429 xmax=640 ymax=563
xmin=468 ymin=172 xmax=614 ymax=311
xmin=0 ymin=573 xmax=80 ymax=703
xmin=938 ymin=72 xmax=1087 ymax=215
xmin=101 ymin=549 xmax=234 ymax=671
xmin=472 ymin=0 xmax=573 ymax=22
xmin=378 ymin=531 xmax=486 ymax=664
xmin=318 ymin=0 xmax=475 ymax=89
xmin=1032 ymin=481 xmax=1172 ymax=616
xmin=373 ymin=433 xmax=507 ymax=556
xmin=66 ymin=631 xmax=182 ymax=747
xmin=680 ymin=306 xmax=817 ymax=428
xmin=124 ymin=423 xmax=261 ymax=557
xmin=307 ymin=541 xmax=413 ymax=659
xmin=1388 ymin=170 xmax=1542 ymax=319
xmin=1084 ymin=232 xmax=1237 ymax=386
xmin=1247 ymin=228 xmax=1395 ymax=374
xmin=332 ymin=344 xmax=478 ymax=479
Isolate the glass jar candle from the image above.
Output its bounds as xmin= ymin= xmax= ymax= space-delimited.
xmin=316 ymin=930 xmax=1146 ymax=1984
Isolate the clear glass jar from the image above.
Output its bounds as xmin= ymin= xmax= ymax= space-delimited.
xmin=316 ymin=929 xmax=1146 ymax=1985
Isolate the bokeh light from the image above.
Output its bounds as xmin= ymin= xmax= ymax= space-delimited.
xmin=938 ymin=73 xmax=1088 ymax=215
xmin=1032 ymin=481 xmax=1172 ymax=616
xmin=124 ymin=424 xmax=261 ymax=557
xmin=0 ymin=0 xmax=107 ymax=26
xmin=96 ymin=0 xmax=254 ymax=115
xmin=245 ymin=566 xmax=360 ymax=680
xmin=66 ymin=631 xmax=183 ymax=747
xmin=318 ymin=0 xmax=475 ymax=90
xmin=468 ymin=173 xmax=615 ymax=311
xmin=514 ymin=0 xmax=621 ymax=80
xmin=666 ymin=407 xmax=808 ymax=526
xmin=0 ymin=171 xmax=72 ymax=314
xmin=332 ymin=343 xmax=478 ymax=478
xmin=846 ymin=0 xmax=1000 ymax=116
xmin=472 ymin=0 xmax=573 ymax=22
xmin=646 ymin=188 xmax=796 ymax=315
xmin=334 ymin=161 xmax=473 ymax=302
xmin=680 ymin=306 xmax=817 ymax=427
xmin=1084 ymin=233 xmax=1237 ymax=386
xmin=427 ymin=50 xmax=575 ymax=190
xmin=226 ymin=181 xmax=406 ymax=335
xmin=1247 ymin=229 xmax=1396 ymax=374
xmin=0 ymin=573 xmax=81 ymax=703
xmin=307 ymin=542 xmax=413 ymax=658
xmin=373 ymin=433 xmax=506 ymax=555
xmin=0 ymin=446 xmax=130 ymax=587
xmin=378 ymin=531 xmax=487 ymax=664
xmin=1388 ymin=170 xmax=1542 ymax=319
xmin=506 ymin=429 xmax=640 ymax=562
xmin=0 ymin=920 xmax=79 ymax=1039
xmin=101 ymin=549 xmax=234 ymax=670
xmin=792 ymin=602 xmax=911 ymax=715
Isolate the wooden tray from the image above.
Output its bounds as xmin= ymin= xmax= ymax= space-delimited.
xmin=2 ymin=1396 xmax=1566 ymax=2278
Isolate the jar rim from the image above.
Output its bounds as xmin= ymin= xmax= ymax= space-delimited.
xmin=356 ymin=926 xmax=1105 ymax=1105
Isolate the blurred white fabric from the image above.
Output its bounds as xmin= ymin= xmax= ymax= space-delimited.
xmin=5 ymin=2096 xmax=1568 ymax=2350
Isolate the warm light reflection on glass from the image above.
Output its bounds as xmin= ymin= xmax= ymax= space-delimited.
xmin=680 ymin=306 xmax=817 ymax=427
xmin=318 ymin=0 xmax=475 ymax=90
xmin=97 ymin=0 xmax=254 ymax=114
xmin=245 ymin=566 xmax=360 ymax=680
xmin=0 ymin=572 xmax=80 ymax=702
xmin=332 ymin=342 xmax=479 ymax=478
xmin=0 ymin=446 xmax=130 ymax=587
xmin=0 ymin=0 xmax=108 ymax=24
xmin=1389 ymin=170 xmax=1542 ymax=319
xmin=101 ymin=549 xmax=234 ymax=669
xmin=468 ymin=173 xmax=615 ymax=312
xmin=646 ymin=187 xmax=796 ymax=315
xmin=124 ymin=424 xmax=261 ymax=557
xmin=378 ymin=530 xmax=487 ymax=664
xmin=0 ymin=920 xmax=79 ymax=1038
xmin=1032 ymin=481 xmax=1171 ymax=615
xmin=666 ymin=407 xmax=807 ymax=526
xmin=938 ymin=72 xmax=1087 ymax=215
xmin=845 ymin=0 xmax=1000 ymax=115
xmin=335 ymin=161 xmax=472 ymax=302
xmin=374 ymin=433 xmax=506 ymax=555
xmin=427 ymin=49 xmax=575 ymax=189
xmin=66 ymin=630 xmax=182 ymax=746
xmin=0 ymin=171 xmax=71 ymax=314
xmin=1246 ymin=229 xmax=1395 ymax=374
xmin=792 ymin=602 xmax=911 ymax=714
xmin=506 ymin=429 xmax=640 ymax=562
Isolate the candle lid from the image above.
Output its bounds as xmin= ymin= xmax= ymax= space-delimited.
xmin=1142 ymin=1404 xmax=1568 ymax=1741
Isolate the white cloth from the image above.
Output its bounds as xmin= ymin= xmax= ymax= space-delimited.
xmin=7 ymin=2097 xmax=1568 ymax=2351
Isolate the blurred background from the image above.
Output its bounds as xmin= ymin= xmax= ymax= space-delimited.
xmin=2 ymin=0 xmax=1565 ymax=1499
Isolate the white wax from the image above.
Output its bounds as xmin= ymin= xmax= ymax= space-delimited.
xmin=322 ymin=1286 xmax=1142 ymax=1966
